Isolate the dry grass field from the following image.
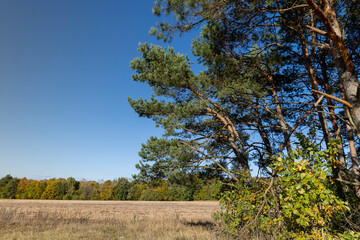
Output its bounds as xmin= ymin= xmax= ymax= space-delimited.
xmin=0 ymin=199 xmax=220 ymax=240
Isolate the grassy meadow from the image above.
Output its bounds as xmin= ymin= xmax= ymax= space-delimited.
xmin=0 ymin=199 xmax=219 ymax=240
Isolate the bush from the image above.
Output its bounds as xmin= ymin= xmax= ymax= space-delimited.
xmin=127 ymin=182 xmax=147 ymax=200
xmin=194 ymin=179 xmax=222 ymax=200
xmin=140 ymin=187 xmax=166 ymax=201
xmin=167 ymin=184 xmax=193 ymax=201
xmin=214 ymin=140 xmax=360 ymax=239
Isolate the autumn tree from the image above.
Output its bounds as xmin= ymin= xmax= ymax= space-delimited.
xmin=27 ymin=180 xmax=46 ymax=199
xmin=99 ymin=180 xmax=114 ymax=200
xmin=78 ymin=180 xmax=100 ymax=200
xmin=15 ymin=178 xmax=28 ymax=199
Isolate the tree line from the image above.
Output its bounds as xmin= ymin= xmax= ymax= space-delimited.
xmin=0 ymin=174 xmax=222 ymax=201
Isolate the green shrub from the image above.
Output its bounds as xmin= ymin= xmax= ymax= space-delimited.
xmin=167 ymin=184 xmax=193 ymax=201
xmin=140 ymin=187 xmax=166 ymax=201
xmin=194 ymin=179 xmax=222 ymax=200
xmin=214 ymin=140 xmax=359 ymax=239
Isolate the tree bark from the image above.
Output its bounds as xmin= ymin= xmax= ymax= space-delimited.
xmin=340 ymin=84 xmax=360 ymax=198
xmin=319 ymin=50 xmax=346 ymax=165
xmin=307 ymin=0 xmax=360 ymax=198
xmin=307 ymin=0 xmax=360 ymax=132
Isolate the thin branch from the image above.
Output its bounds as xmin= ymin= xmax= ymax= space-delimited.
xmin=336 ymin=178 xmax=360 ymax=186
xmin=306 ymin=25 xmax=328 ymax=36
xmin=183 ymin=141 xmax=239 ymax=181
xmin=312 ymin=89 xmax=352 ymax=108
xmin=240 ymin=175 xmax=274 ymax=233
xmin=240 ymin=4 xmax=309 ymax=13
xmin=304 ymin=39 xmax=331 ymax=49
xmin=280 ymin=95 xmax=325 ymax=151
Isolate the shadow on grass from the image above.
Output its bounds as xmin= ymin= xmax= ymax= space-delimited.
xmin=183 ymin=220 xmax=215 ymax=228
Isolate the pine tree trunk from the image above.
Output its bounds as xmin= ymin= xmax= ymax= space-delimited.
xmin=340 ymin=85 xmax=360 ymax=198
xmin=319 ymin=52 xmax=347 ymax=165
xmin=307 ymin=0 xmax=360 ymax=132
xmin=319 ymin=52 xmax=346 ymax=164
xmin=307 ymin=0 xmax=360 ymax=197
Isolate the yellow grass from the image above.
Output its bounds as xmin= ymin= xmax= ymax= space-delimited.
xmin=0 ymin=199 xmax=220 ymax=240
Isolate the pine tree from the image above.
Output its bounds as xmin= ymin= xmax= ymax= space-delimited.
xmin=131 ymin=0 xmax=360 ymax=197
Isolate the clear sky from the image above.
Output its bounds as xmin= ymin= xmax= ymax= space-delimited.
xmin=0 ymin=0 xmax=197 ymax=181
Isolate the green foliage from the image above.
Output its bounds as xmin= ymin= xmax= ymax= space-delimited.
xmin=78 ymin=181 xmax=100 ymax=200
xmin=166 ymin=183 xmax=194 ymax=201
xmin=140 ymin=182 xmax=168 ymax=201
xmin=0 ymin=175 xmax=18 ymax=199
xmin=129 ymin=41 xmax=254 ymax=177
xmin=27 ymin=181 xmax=46 ymax=199
xmin=41 ymin=179 xmax=67 ymax=200
xmin=0 ymin=174 xmax=224 ymax=202
xmin=273 ymin=143 xmax=349 ymax=239
xmin=215 ymin=141 xmax=358 ymax=239
xmin=214 ymin=175 xmax=274 ymax=238
xmin=194 ymin=178 xmax=222 ymax=200
xmin=127 ymin=182 xmax=147 ymax=200
xmin=113 ymin=178 xmax=131 ymax=200
xmin=0 ymin=175 xmax=13 ymax=189
xmin=53 ymin=180 xmax=67 ymax=200
xmin=63 ymin=177 xmax=80 ymax=200
xmin=131 ymin=1 xmax=360 ymax=238
xmin=133 ymin=137 xmax=196 ymax=181
xmin=166 ymin=173 xmax=210 ymax=201
xmin=3 ymin=178 xmax=19 ymax=199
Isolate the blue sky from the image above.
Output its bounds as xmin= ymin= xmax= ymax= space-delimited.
xmin=0 ymin=0 xmax=198 ymax=181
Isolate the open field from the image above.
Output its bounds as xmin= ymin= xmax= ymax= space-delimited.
xmin=0 ymin=199 xmax=220 ymax=240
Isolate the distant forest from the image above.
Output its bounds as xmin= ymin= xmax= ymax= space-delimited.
xmin=0 ymin=174 xmax=223 ymax=201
